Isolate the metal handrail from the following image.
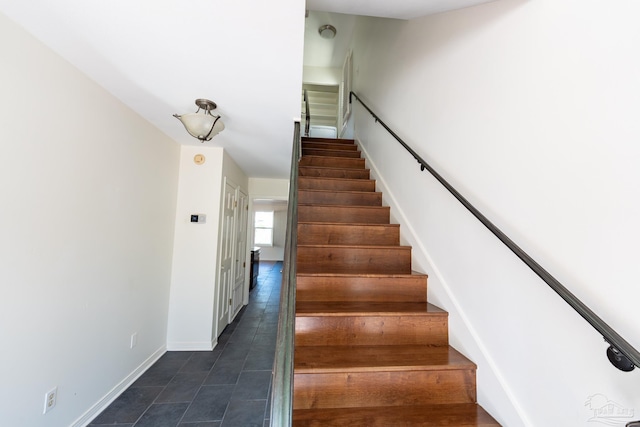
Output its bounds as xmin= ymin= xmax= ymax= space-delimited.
xmin=350 ymin=91 xmax=640 ymax=372
xmin=270 ymin=121 xmax=301 ymax=426
xmin=303 ymin=89 xmax=310 ymax=137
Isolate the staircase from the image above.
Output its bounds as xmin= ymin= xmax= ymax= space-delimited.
xmin=292 ymin=137 xmax=500 ymax=426
xmin=302 ymin=84 xmax=339 ymax=130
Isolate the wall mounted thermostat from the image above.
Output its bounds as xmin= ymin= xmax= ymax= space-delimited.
xmin=190 ymin=214 xmax=206 ymax=223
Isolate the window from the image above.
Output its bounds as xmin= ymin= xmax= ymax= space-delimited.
xmin=254 ymin=211 xmax=274 ymax=246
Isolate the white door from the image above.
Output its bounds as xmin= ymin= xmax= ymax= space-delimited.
xmin=230 ymin=189 xmax=248 ymax=320
xmin=217 ymin=181 xmax=236 ymax=337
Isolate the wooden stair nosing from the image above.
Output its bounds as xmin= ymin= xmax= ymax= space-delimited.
xmin=295 ymin=301 xmax=445 ymax=317
xmin=296 ymin=271 xmax=427 ymax=279
xmin=295 ymin=345 xmax=476 ymax=374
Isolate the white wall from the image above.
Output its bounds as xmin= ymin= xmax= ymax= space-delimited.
xmin=166 ymin=146 xmax=224 ymax=351
xmin=0 ymin=12 xmax=179 ymax=427
xmin=303 ymin=65 xmax=341 ymax=86
xmin=350 ymin=1 xmax=640 ymax=425
xmin=166 ymin=147 xmax=248 ymax=350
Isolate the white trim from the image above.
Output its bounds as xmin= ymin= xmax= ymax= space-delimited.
xmin=339 ymin=50 xmax=353 ymax=137
xmin=166 ymin=339 xmax=217 ymax=351
xmin=356 ymin=138 xmax=532 ymax=427
xmin=71 ymin=345 xmax=166 ymax=427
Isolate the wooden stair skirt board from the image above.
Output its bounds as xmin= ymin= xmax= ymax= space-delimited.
xmin=293 ymin=137 xmax=501 ymax=426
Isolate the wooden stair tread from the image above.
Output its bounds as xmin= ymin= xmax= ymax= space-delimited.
xmin=298 ymin=244 xmax=410 ymax=249
xmin=302 ymin=142 xmax=359 ymax=151
xmin=298 ymin=203 xmax=388 ymax=209
xmin=293 ymin=403 xmax=501 ymax=426
xmin=296 ymin=301 xmax=446 ymax=316
xmin=303 ymin=137 xmax=355 ymax=144
xmin=295 ymin=345 xmax=476 ymax=373
xmin=302 ymin=155 xmax=363 ymax=161
xmin=298 ymin=221 xmax=398 ymax=228
xmin=297 ymin=271 xmax=425 ymax=278
xmin=299 ymin=188 xmax=380 ymax=196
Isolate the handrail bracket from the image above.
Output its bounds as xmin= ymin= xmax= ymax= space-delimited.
xmin=606 ymin=339 xmax=635 ymax=372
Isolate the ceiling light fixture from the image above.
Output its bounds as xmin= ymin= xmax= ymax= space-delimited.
xmin=173 ymin=99 xmax=225 ymax=142
xmin=318 ymin=24 xmax=337 ymax=39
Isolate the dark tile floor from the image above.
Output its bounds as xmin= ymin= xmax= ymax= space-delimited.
xmin=89 ymin=261 xmax=282 ymax=427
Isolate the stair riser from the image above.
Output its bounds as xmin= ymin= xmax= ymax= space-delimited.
xmin=303 ymin=148 xmax=361 ymax=158
xmin=292 ymin=404 xmax=501 ymax=427
xmin=302 ymin=142 xmax=358 ymax=151
xmin=299 ymin=167 xmax=370 ymax=180
xmin=296 ymin=275 xmax=426 ymax=302
xmin=298 ymin=206 xmax=389 ymax=224
xmin=300 ymin=156 xmax=365 ymax=169
xmin=298 ymin=177 xmax=375 ymax=192
xmin=293 ymin=370 xmax=476 ymax=409
xmin=295 ymin=316 xmax=448 ymax=346
xmin=303 ymin=137 xmax=355 ymax=145
xmin=297 ymin=223 xmax=399 ymax=246
xmin=297 ymin=246 xmax=412 ymax=274
xmin=298 ymin=190 xmax=382 ymax=207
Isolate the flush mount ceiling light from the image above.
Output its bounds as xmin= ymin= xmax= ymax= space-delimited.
xmin=173 ymin=99 xmax=225 ymax=142
xmin=318 ymin=24 xmax=337 ymax=39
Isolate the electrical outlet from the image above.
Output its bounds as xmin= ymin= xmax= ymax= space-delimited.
xmin=130 ymin=332 xmax=137 ymax=349
xmin=43 ymin=386 xmax=57 ymax=414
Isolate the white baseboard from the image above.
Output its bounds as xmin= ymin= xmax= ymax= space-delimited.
xmin=71 ymin=345 xmax=166 ymax=427
xmin=166 ymin=339 xmax=216 ymax=351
